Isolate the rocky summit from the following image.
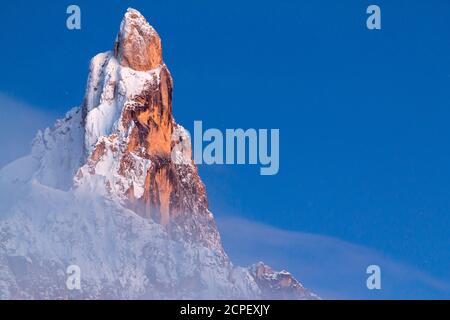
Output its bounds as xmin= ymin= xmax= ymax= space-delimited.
xmin=0 ymin=8 xmax=318 ymax=300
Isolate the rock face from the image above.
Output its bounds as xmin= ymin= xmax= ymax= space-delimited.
xmin=77 ymin=8 xmax=221 ymax=250
xmin=249 ymin=263 xmax=319 ymax=300
xmin=114 ymin=9 xmax=163 ymax=71
xmin=0 ymin=8 xmax=318 ymax=300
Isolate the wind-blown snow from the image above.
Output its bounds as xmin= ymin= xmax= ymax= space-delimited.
xmin=0 ymin=53 xmax=262 ymax=299
xmin=13 ymin=107 xmax=86 ymax=191
xmin=0 ymin=172 xmax=260 ymax=299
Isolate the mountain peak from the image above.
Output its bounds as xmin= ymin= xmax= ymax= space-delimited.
xmin=114 ymin=8 xmax=163 ymax=71
xmin=0 ymin=8 xmax=318 ymax=300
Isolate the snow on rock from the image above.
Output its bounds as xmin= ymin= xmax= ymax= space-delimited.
xmin=0 ymin=7 xmax=318 ymax=300
xmin=0 ymin=179 xmax=260 ymax=299
xmin=171 ymin=124 xmax=193 ymax=165
xmin=83 ymin=52 xmax=163 ymax=154
xmin=249 ymin=262 xmax=320 ymax=300
xmin=7 ymin=107 xmax=86 ymax=191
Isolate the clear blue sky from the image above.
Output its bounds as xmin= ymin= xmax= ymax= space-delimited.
xmin=1 ymin=0 xmax=450 ymax=298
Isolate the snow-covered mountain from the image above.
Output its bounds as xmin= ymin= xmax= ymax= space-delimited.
xmin=0 ymin=8 xmax=318 ymax=300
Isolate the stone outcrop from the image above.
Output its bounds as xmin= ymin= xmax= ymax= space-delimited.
xmin=0 ymin=7 xmax=318 ymax=300
xmin=250 ymin=262 xmax=319 ymax=300
xmin=114 ymin=9 xmax=163 ymax=71
xmin=77 ymin=8 xmax=221 ymax=252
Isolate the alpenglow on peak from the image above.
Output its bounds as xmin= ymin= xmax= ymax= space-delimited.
xmin=114 ymin=8 xmax=163 ymax=71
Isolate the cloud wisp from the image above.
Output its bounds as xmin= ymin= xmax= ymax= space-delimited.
xmin=217 ymin=216 xmax=450 ymax=299
xmin=0 ymin=93 xmax=55 ymax=168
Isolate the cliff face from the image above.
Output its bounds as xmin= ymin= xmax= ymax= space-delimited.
xmin=0 ymin=8 xmax=318 ymax=300
xmin=114 ymin=9 xmax=163 ymax=71
xmin=76 ymin=9 xmax=221 ymax=251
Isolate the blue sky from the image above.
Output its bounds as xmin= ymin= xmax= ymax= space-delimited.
xmin=1 ymin=0 xmax=450 ymax=298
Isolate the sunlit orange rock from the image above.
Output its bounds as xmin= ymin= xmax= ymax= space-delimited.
xmin=114 ymin=8 xmax=163 ymax=71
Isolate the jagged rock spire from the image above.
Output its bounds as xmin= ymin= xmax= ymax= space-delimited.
xmin=0 ymin=7 xmax=318 ymax=300
xmin=114 ymin=8 xmax=163 ymax=71
xmin=79 ymin=8 xmax=215 ymax=247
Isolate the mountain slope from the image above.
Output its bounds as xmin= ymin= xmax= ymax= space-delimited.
xmin=0 ymin=8 xmax=318 ymax=300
